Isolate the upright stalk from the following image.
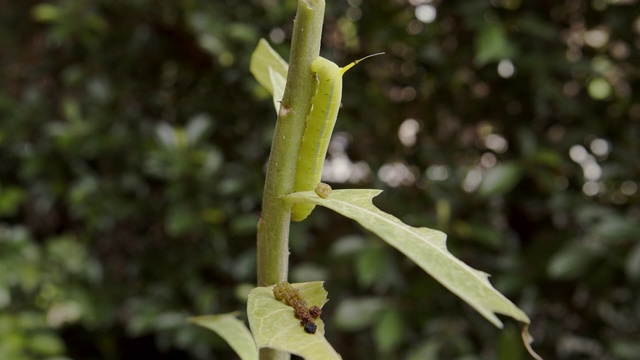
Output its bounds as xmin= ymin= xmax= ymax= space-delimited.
xmin=256 ymin=3 xmax=324 ymax=357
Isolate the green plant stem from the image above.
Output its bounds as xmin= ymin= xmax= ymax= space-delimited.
xmin=256 ymin=2 xmax=324 ymax=358
xmin=257 ymin=0 xmax=325 ymax=287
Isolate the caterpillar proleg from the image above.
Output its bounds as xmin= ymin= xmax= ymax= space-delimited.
xmin=291 ymin=53 xmax=383 ymax=222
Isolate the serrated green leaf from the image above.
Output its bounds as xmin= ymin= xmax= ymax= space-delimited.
xmin=283 ymin=189 xmax=542 ymax=359
xmin=188 ymin=312 xmax=258 ymax=360
xmin=284 ymin=189 xmax=528 ymax=327
xmin=250 ymin=38 xmax=288 ymax=109
xmin=247 ymin=282 xmax=341 ymax=360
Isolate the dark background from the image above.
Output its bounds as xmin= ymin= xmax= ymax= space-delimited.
xmin=1 ymin=0 xmax=639 ymax=359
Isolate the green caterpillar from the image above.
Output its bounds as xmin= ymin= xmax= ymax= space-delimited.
xmin=291 ymin=53 xmax=383 ymax=222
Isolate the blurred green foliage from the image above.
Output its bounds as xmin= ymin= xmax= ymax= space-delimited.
xmin=1 ymin=0 xmax=638 ymax=359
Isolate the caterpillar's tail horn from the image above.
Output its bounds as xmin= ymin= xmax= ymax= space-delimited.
xmin=342 ymin=52 xmax=385 ymax=74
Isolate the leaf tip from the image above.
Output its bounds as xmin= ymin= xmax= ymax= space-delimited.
xmin=521 ymin=324 xmax=544 ymax=360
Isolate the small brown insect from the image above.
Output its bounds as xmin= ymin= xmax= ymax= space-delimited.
xmin=273 ymin=281 xmax=322 ymax=334
xmin=303 ymin=322 xmax=317 ymax=334
xmin=309 ymin=306 xmax=322 ymax=319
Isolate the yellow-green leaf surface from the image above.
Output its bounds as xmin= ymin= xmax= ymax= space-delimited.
xmin=188 ymin=312 xmax=258 ymax=360
xmin=250 ymin=38 xmax=288 ymax=111
xmin=283 ymin=190 xmax=541 ymax=356
xmin=268 ymin=66 xmax=287 ymax=112
xmin=248 ymin=281 xmax=341 ymax=360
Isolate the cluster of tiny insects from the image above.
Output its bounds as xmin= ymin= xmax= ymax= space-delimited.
xmin=273 ymin=281 xmax=322 ymax=334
